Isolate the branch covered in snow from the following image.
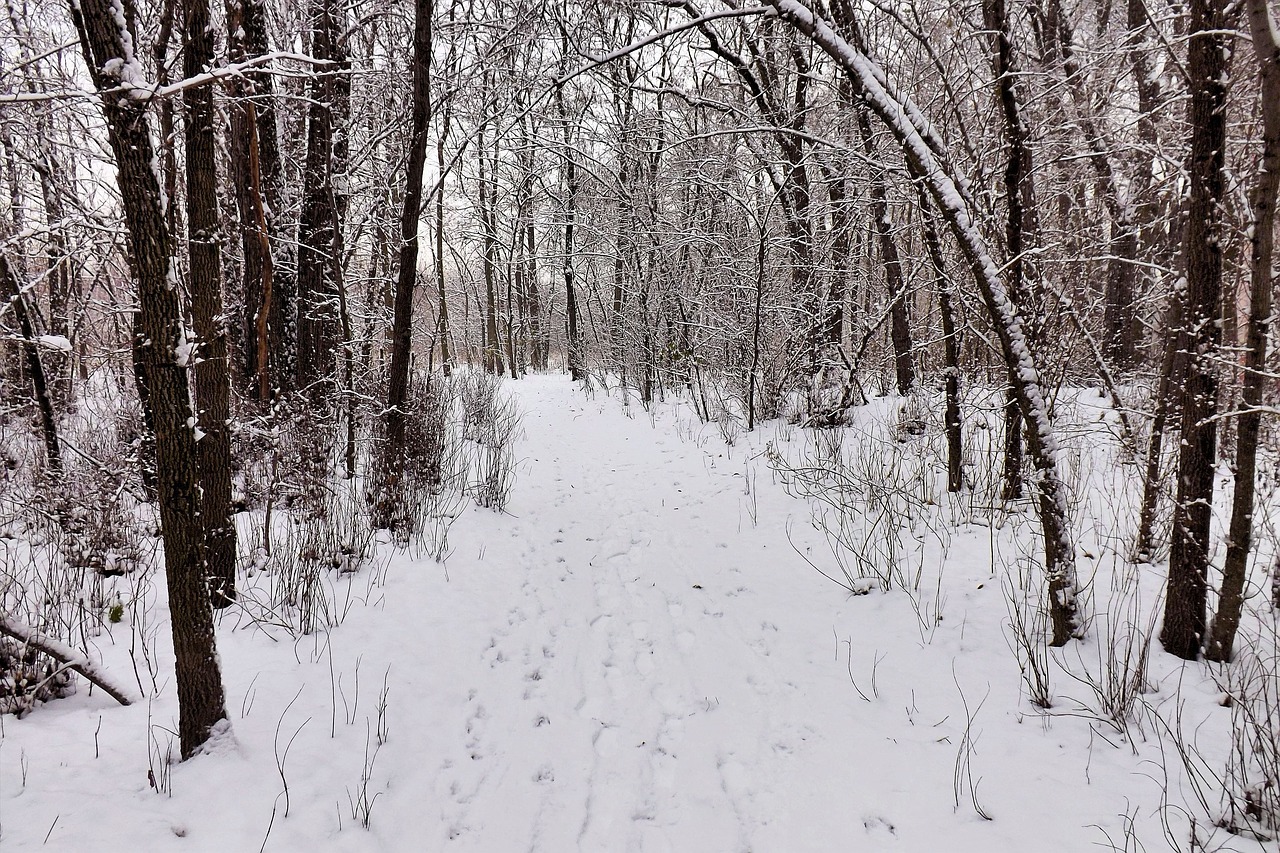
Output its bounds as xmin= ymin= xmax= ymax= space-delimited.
xmin=0 ymin=615 xmax=136 ymax=707
xmin=0 ymin=51 xmax=335 ymax=104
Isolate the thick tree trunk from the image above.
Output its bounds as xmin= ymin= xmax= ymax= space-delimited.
xmin=183 ymin=0 xmax=236 ymax=607
xmin=70 ymin=0 xmax=228 ymax=757
xmin=1160 ymin=0 xmax=1234 ymax=661
xmin=1205 ymin=0 xmax=1279 ymax=662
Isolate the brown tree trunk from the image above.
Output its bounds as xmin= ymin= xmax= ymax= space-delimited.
xmin=295 ymin=0 xmax=342 ymax=396
xmin=856 ymin=108 xmax=915 ymax=396
xmin=0 ymin=253 xmax=62 ymax=474
xmin=70 ymin=0 xmax=228 ymax=757
xmin=225 ymin=0 xmax=280 ymax=402
xmin=381 ymin=0 xmax=433 ymax=508
xmin=1206 ymin=0 xmax=1279 ymax=662
xmin=915 ymin=181 xmax=964 ymax=492
xmin=183 ymin=0 xmax=237 ymax=607
xmin=1160 ymin=0 xmax=1234 ymax=661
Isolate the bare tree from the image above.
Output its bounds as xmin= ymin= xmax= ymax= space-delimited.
xmin=69 ymin=0 xmax=229 ymax=757
xmin=183 ymin=0 xmax=236 ymax=606
xmin=1160 ymin=0 xmax=1235 ymax=661
xmin=1205 ymin=0 xmax=1279 ymax=662
xmin=380 ymin=0 xmax=434 ymax=513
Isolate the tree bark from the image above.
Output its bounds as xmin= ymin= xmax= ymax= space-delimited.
xmin=984 ymin=0 xmax=1041 ymax=502
xmin=478 ymin=99 xmax=503 ymax=375
xmin=1205 ymin=0 xmax=1279 ymax=662
xmin=856 ymin=108 xmax=915 ymax=396
xmin=0 ymin=253 xmax=62 ymax=474
xmin=295 ymin=0 xmax=342 ymax=396
xmin=225 ymin=0 xmax=281 ymax=402
xmin=1160 ymin=0 xmax=1234 ymax=661
xmin=382 ymin=0 xmax=433 ymax=501
xmin=555 ymin=65 xmax=584 ymax=381
xmin=183 ymin=0 xmax=236 ymax=607
xmin=915 ymin=180 xmax=964 ymax=491
xmin=435 ymin=96 xmax=454 ymax=377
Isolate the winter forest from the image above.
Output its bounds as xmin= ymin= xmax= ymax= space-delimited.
xmin=0 ymin=0 xmax=1279 ymax=848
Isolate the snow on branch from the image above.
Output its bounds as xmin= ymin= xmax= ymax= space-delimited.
xmin=0 ymin=51 xmax=335 ymax=104
xmin=0 ymin=615 xmax=136 ymax=707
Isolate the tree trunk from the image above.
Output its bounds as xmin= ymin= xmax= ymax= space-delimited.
xmin=983 ymin=0 xmax=1041 ymax=502
xmin=478 ymin=105 xmax=503 ymax=375
xmin=70 ymin=0 xmax=228 ymax=757
xmin=183 ymin=0 xmax=236 ymax=608
xmin=435 ymin=101 xmax=453 ymax=377
xmin=915 ymin=180 xmax=964 ymax=492
xmin=1205 ymin=0 xmax=1279 ymax=662
xmin=856 ymin=108 xmax=915 ymax=396
xmin=295 ymin=0 xmax=342 ymax=396
xmin=382 ymin=0 xmax=433 ymax=505
xmin=1160 ymin=0 xmax=1234 ymax=661
xmin=225 ymin=0 xmax=281 ymax=402
xmin=0 ymin=253 xmax=62 ymax=474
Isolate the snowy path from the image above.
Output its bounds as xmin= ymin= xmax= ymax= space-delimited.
xmin=1 ymin=375 xmax=1180 ymax=852
xmin=393 ymin=379 xmax=822 ymax=852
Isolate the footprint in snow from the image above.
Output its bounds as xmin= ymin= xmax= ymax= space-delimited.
xmin=864 ymin=816 xmax=898 ymax=839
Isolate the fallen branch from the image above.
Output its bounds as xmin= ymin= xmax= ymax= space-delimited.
xmin=0 ymin=615 xmax=135 ymax=707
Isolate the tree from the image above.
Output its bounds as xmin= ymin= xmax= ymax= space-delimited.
xmin=225 ymin=0 xmax=288 ymax=402
xmin=183 ymin=0 xmax=236 ymax=606
xmin=1205 ymin=0 xmax=1279 ymax=662
xmin=764 ymin=0 xmax=1082 ymax=645
xmin=69 ymin=0 xmax=229 ymax=758
xmin=379 ymin=0 xmax=433 ymax=515
xmin=295 ymin=0 xmax=344 ymax=396
xmin=0 ymin=253 xmax=62 ymax=474
xmin=1159 ymin=0 xmax=1235 ymax=661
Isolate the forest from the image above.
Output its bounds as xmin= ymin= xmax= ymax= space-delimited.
xmin=1 ymin=0 xmax=1279 ymax=849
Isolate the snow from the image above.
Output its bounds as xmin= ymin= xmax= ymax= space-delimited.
xmin=36 ymin=335 xmax=72 ymax=353
xmin=0 ymin=377 xmax=1246 ymax=850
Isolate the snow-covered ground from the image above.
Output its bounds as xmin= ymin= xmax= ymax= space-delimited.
xmin=0 ymin=375 xmax=1248 ymax=851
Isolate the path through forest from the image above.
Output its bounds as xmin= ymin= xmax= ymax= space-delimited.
xmin=1 ymin=375 xmax=1176 ymax=852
